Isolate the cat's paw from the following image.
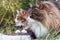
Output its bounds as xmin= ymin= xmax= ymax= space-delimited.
xmin=15 ymin=30 xmax=21 ymax=33
xmin=21 ymin=29 xmax=27 ymax=33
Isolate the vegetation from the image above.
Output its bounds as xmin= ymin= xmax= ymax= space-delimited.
xmin=0 ymin=0 xmax=60 ymax=39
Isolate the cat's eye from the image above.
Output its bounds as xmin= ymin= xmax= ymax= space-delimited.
xmin=16 ymin=16 xmax=21 ymax=20
xmin=22 ymin=18 xmax=26 ymax=23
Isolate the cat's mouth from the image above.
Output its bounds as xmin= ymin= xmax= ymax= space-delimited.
xmin=16 ymin=25 xmax=24 ymax=29
xmin=16 ymin=25 xmax=23 ymax=28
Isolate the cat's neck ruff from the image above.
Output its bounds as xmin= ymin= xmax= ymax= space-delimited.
xmin=28 ymin=17 xmax=49 ymax=38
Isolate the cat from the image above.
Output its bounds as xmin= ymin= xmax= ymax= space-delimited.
xmin=14 ymin=9 xmax=37 ymax=39
xmin=14 ymin=1 xmax=60 ymax=39
xmin=29 ymin=1 xmax=60 ymax=37
xmin=14 ymin=9 xmax=48 ymax=38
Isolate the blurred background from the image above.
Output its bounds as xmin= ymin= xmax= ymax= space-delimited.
xmin=0 ymin=0 xmax=60 ymax=37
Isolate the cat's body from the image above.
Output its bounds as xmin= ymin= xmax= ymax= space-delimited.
xmin=14 ymin=1 xmax=60 ymax=39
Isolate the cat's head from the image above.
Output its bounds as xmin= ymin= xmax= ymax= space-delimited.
xmin=15 ymin=9 xmax=30 ymax=27
xmin=29 ymin=2 xmax=48 ymax=22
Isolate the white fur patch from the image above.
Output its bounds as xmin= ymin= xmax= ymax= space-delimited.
xmin=21 ymin=30 xmax=27 ymax=33
xmin=15 ymin=30 xmax=21 ymax=33
xmin=28 ymin=17 xmax=48 ymax=38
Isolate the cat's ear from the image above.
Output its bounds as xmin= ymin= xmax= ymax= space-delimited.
xmin=30 ymin=3 xmax=33 ymax=8
xmin=35 ymin=0 xmax=41 ymax=8
xmin=19 ymin=9 xmax=30 ymax=19
xmin=16 ymin=10 xmax=19 ymax=14
xmin=36 ymin=0 xmax=40 ymax=5
xmin=19 ymin=9 xmax=23 ymax=14
xmin=17 ymin=9 xmax=24 ymax=16
xmin=23 ymin=11 xmax=30 ymax=19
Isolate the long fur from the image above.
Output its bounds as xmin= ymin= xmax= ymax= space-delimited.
xmin=29 ymin=1 xmax=60 ymax=36
xmin=15 ymin=1 xmax=60 ymax=38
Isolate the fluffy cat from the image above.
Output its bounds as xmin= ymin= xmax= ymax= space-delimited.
xmin=14 ymin=1 xmax=60 ymax=39
xmin=29 ymin=1 xmax=60 ymax=37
